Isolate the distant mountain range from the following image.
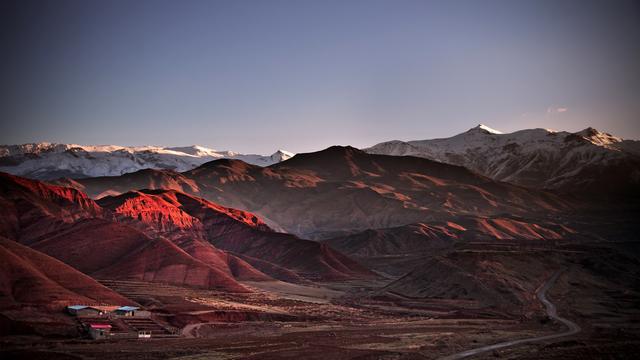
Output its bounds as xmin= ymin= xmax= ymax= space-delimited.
xmin=0 ymin=143 xmax=295 ymax=179
xmin=2 ymin=125 xmax=638 ymax=195
xmin=365 ymin=125 xmax=640 ymax=193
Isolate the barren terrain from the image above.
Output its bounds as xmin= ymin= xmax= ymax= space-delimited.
xmin=1 ymin=143 xmax=639 ymax=359
xmin=2 ymin=236 xmax=639 ymax=359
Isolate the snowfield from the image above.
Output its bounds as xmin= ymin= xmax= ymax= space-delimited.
xmin=0 ymin=143 xmax=294 ymax=180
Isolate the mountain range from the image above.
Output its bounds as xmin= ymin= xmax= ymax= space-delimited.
xmin=0 ymin=172 xmax=370 ymax=296
xmin=3 ymin=125 xmax=638 ymax=196
xmin=1 ymin=124 xmax=639 ymax=347
xmin=365 ymin=125 xmax=640 ymax=193
xmin=53 ymin=145 xmax=571 ymax=239
xmin=0 ymin=143 xmax=294 ymax=180
xmin=0 ymin=143 xmax=581 ymax=319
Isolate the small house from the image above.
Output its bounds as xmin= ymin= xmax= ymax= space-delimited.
xmin=88 ymin=323 xmax=112 ymax=340
xmin=67 ymin=305 xmax=87 ymax=315
xmin=114 ymin=306 xmax=140 ymax=316
xmin=91 ymin=305 xmax=119 ymax=314
xmin=67 ymin=305 xmax=104 ymax=317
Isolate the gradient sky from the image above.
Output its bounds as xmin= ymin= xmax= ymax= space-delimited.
xmin=1 ymin=0 xmax=639 ymax=154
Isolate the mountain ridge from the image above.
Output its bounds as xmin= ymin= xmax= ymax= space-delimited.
xmin=0 ymin=143 xmax=295 ymax=180
xmin=365 ymin=125 xmax=640 ymax=193
xmin=55 ymin=145 xmax=571 ymax=239
xmin=1 ymin=171 xmax=374 ymax=295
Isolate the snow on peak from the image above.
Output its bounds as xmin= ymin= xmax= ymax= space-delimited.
xmin=0 ymin=143 xmax=295 ymax=180
xmin=471 ymin=124 xmax=503 ymax=134
xmin=363 ymin=125 xmax=638 ymax=190
xmin=166 ymin=145 xmax=220 ymax=157
xmin=271 ymin=149 xmax=295 ymax=160
xmin=275 ymin=149 xmax=294 ymax=156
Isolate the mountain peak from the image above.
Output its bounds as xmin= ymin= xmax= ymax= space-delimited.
xmin=577 ymin=127 xmax=600 ymax=136
xmin=470 ymin=124 xmax=503 ymax=134
xmin=270 ymin=149 xmax=295 ymax=162
xmin=324 ymin=145 xmax=362 ymax=153
xmin=273 ymin=149 xmax=294 ymax=155
xmin=270 ymin=145 xmax=366 ymax=173
xmin=575 ymin=127 xmax=622 ymax=146
xmin=196 ymin=157 xmax=256 ymax=169
xmin=315 ymin=146 xmax=367 ymax=158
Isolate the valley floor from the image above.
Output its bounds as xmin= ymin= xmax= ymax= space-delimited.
xmin=2 ymin=259 xmax=639 ymax=360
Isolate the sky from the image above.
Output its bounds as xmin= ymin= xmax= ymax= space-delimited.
xmin=1 ymin=0 xmax=639 ymax=154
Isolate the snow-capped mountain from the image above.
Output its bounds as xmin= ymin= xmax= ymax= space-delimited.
xmin=0 ymin=143 xmax=295 ymax=180
xmin=365 ymin=125 xmax=640 ymax=192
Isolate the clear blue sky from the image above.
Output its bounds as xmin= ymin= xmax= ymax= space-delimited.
xmin=1 ymin=0 xmax=639 ymax=153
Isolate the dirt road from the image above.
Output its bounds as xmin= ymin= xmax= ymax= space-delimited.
xmin=439 ymin=270 xmax=581 ymax=359
xmin=182 ymin=322 xmax=208 ymax=338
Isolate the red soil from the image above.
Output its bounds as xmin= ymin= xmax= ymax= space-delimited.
xmin=99 ymin=189 xmax=374 ymax=281
xmin=0 ymin=172 xmax=103 ymax=244
xmin=31 ymin=219 xmax=250 ymax=293
xmin=0 ymin=237 xmax=132 ymax=307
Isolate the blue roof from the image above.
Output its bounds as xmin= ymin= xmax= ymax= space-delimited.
xmin=117 ymin=306 xmax=140 ymax=311
xmin=68 ymin=305 xmax=88 ymax=310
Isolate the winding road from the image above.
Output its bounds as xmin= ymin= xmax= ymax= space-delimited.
xmin=440 ymin=270 xmax=581 ymax=359
xmin=182 ymin=321 xmax=212 ymax=338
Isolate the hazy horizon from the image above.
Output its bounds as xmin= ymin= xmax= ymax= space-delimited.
xmin=1 ymin=0 xmax=639 ymax=154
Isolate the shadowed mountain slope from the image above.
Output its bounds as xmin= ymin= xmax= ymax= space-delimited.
xmin=325 ymin=215 xmax=575 ymax=258
xmin=98 ymin=189 xmax=374 ymax=281
xmin=0 ymin=173 xmax=262 ymax=292
xmin=365 ymin=125 xmax=640 ymax=195
xmin=0 ymin=172 xmax=103 ymax=244
xmin=61 ymin=146 xmax=571 ymax=239
xmin=30 ymin=218 xmax=252 ymax=292
xmin=0 ymin=237 xmax=133 ymax=307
